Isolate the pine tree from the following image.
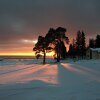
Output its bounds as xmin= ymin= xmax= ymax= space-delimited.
xmin=95 ymin=35 xmax=100 ymax=48
xmin=81 ymin=31 xmax=86 ymax=58
xmin=60 ymin=41 xmax=67 ymax=59
xmin=75 ymin=30 xmax=86 ymax=59
xmin=89 ymin=38 xmax=95 ymax=48
xmin=76 ymin=30 xmax=82 ymax=57
xmin=45 ymin=27 xmax=69 ymax=62
xmin=68 ymin=39 xmax=76 ymax=58
xmin=72 ymin=39 xmax=77 ymax=58
xmin=33 ymin=36 xmax=52 ymax=64
xmin=68 ymin=44 xmax=73 ymax=57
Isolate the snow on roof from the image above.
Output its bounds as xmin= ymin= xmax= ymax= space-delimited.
xmin=90 ymin=48 xmax=100 ymax=52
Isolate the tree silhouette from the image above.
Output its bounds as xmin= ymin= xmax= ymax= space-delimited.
xmin=89 ymin=35 xmax=100 ymax=48
xmin=45 ymin=27 xmax=69 ymax=62
xmin=55 ymin=27 xmax=69 ymax=61
xmin=68 ymin=39 xmax=76 ymax=58
xmin=75 ymin=30 xmax=86 ymax=59
xmin=33 ymin=36 xmax=52 ymax=64
xmin=95 ymin=35 xmax=100 ymax=48
xmin=81 ymin=31 xmax=86 ymax=58
xmin=76 ymin=30 xmax=82 ymax=57
xmin=60 ymin=41 xmax=67 ymax=59
xmin=33 ymin=27 xmax=69 ymax=63
xmin=68 ymin=44 xmax=73 ymax=57
xmin=89 ymin=38 xmax=95 ymax=48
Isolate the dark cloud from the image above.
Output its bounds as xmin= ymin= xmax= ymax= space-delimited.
xmin=0 ymin=0 xmax=100 ymax=52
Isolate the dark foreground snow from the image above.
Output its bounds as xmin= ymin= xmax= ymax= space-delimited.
xmin=0 ymin=59 xmax=100 ymax=100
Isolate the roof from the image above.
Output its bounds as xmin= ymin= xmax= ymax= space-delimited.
xmin=90 ymin=48 xmax=100 ymax=52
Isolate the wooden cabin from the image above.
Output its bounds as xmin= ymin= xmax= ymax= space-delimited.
xmin=86 ymin=48 xmax=100 ymax=59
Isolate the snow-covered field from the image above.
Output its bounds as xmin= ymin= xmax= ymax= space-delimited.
xmin=0 ymin=59 xmax=100 ymax=100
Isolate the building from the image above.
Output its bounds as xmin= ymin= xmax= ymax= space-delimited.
xmin=86 ymin=48 xmax=100 ymax=59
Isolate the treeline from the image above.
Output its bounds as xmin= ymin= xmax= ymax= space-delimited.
xmin=33 ymin=27 xmax=100 ymax=64
xmin=68 ymin=30 xmax=86 ymax=59
xmin=89 ymin=35 xmax=100 ymax=48
xmin=68 ymin=32 xmax=100 ymax=59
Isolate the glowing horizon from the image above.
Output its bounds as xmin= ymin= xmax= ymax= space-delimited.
xmin=0 ymin=52 xmax=34 ymax=56
xmin=0 ymin=51 xmax=55 ymax=56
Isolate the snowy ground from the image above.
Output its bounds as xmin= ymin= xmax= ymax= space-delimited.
xmin=0 ymin=59 xmax=100 ymax=100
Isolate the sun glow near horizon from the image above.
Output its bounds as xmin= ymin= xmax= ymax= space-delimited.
xmin=0 ymin=52 xmax=35 ymax=56
xmin=0 ymin=51 xmax=55 ymax=57
xmin=0 ymin=39 xmax=55 ymax=57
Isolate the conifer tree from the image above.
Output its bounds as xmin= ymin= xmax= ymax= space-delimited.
xmin=89 ymin=39 xmax=95 ymax=48
xmin=95 ymin=35 xmax=100 ymax=48
xmin=81 ymin=31 xmax=86 ymax=58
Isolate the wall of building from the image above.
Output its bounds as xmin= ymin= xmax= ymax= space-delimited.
xmin=92 ymin=51 xmax=98 ymax=59
xmin=86 ymin=50 xmax=100 ymax=59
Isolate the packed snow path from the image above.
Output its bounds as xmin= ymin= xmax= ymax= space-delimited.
xmin=0 ymin=59 xmax=100 ymax=100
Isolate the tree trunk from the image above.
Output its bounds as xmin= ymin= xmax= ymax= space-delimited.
xmin=43 ymin=48 xmax=46 ymax=64
xmin=56 ymin=46 xmax=60 ymax=62
xmin=57 ymin=51 xmax=60 ymax=62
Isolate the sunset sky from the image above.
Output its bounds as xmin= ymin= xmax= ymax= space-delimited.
xmin=0 ymin=0 xmax=100 ymax=56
